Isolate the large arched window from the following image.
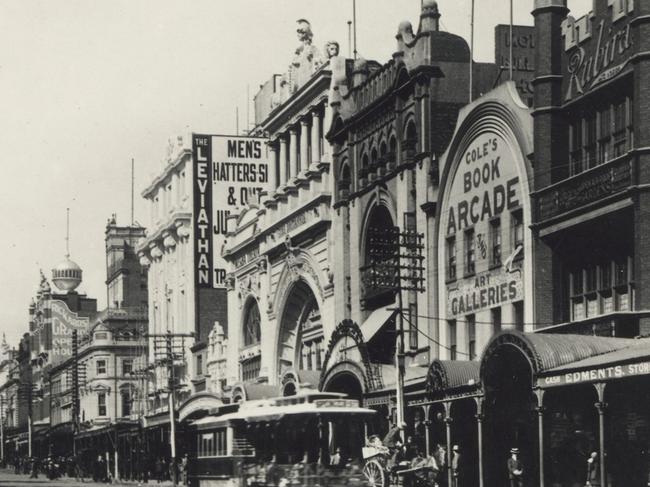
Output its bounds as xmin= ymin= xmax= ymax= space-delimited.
xmin=338 ymin=159 xmax=351 ymax=199
xmin=243 ymin=300 xmax=261 ymax=347
xmin=278 ymin=280 xmax=323 ymax=374
xmin=402 ymin=119 xmax=418 ymax=164
xmin=361 ymin=204 xmax=396 ymax=308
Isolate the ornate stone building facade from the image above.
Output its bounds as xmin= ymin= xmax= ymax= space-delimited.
xmin=319 ymin=0 xmax=497 ymax=433
xmin=222 ymin=20 xmax=337 ymax=399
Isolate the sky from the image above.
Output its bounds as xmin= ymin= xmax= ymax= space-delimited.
xmin=0 ymin=0 xmax=592 ymax=349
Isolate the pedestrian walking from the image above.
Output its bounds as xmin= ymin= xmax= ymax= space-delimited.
xmin=29 ymin=457 xmax=38 ymax=479
xmin=180 ymin=453 xmax=189 ymax=486
xmin=451 ymin=445 xmax=462 ymax=487
xmin=586 ymin=451 xmax=600 ymax=486
xmin=507 ymin=447 xmax=524 ymax=487
xmin=154 ymin=457 xmax=163 ymax=483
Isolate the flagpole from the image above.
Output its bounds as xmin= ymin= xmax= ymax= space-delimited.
xmin=469 ymin=0 xmax=475 ymax=102
xmin=509 ymin=0 xmax=513 ymax=81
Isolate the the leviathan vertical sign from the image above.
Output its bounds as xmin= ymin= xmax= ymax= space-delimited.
xmin=193 ymin=134 xmax=269 ymax=288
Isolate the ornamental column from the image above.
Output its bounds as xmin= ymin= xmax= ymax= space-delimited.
xmin=444 ymin=401 xmax=453 ymax=487
xmin=535 ymin=389 xmax=546 ymax=487
xmin=594 ymin=383 xmax=607 ymax=487
xmin=310 ymin=108 xmax=321 ymax=167
xmin=267 ymin=142 xmax=278 ymax=194
xmin=475 ymin=397 xmax=485 ymax=487
xmin=289 ymin=127 xmax=298 ymax=183
xmin=300 ymin=118 xmax=310 ymax=174
xmin=279 ymin=136 xmax=288 ymax=187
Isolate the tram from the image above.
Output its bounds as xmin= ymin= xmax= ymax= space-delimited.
xmin=188 ymin=392 xmax=377 ymax=487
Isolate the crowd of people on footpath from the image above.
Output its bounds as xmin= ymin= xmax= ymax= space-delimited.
xmin=9 ymin=454 xmax=84 ymax=481
xmin=3 ymin=452 xmax=190 ymax=485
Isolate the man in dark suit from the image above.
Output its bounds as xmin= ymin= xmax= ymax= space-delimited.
xmin=507 ymin=448 xmax=524 ymax=487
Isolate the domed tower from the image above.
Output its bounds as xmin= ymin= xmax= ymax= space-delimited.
xmin=52 ymin=208 xmax=83 ymax=293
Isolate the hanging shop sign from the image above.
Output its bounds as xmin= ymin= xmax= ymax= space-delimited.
xmin=193 ymin=134 xmax=269 ymax=288
xmin=562 ymin=2 xmax=634 ymax=101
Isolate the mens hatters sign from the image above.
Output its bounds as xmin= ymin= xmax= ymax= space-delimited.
xmin=193 ymin=134 xmax=269 ymax=288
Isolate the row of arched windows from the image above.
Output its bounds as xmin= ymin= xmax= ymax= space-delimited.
xmin=338 ymin=118 xmax=418 ymax=198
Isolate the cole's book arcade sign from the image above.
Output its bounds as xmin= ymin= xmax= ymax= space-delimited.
xmin=193 ymin=134 xmax=269 ymax=289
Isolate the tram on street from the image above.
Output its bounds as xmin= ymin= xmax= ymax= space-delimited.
xmin=188 ymin=391 xmax=382 ymax=487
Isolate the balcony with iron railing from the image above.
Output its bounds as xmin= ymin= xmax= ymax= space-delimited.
xmin=534 ymin=152 xmax=635 ymax=224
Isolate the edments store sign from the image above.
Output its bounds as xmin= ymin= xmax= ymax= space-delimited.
xmin=193 ymin=134 xmax=269 ymax=289
xmin=540 ymin=361 xmax=650 ymax=388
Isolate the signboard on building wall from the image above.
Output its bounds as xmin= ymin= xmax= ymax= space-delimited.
xmin=442 ymin=130 xmax=526 ymax=318
xmin=49 ymin=300 xmax=90 ymax=363
xmin=192 ymin=134 xmax=269 ymax=289
xmin=494 ymin=25 xmax=535 ymax=106
xmin=561 ymin=0 xmax=634 ymax=101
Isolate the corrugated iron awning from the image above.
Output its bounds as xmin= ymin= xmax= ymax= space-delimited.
xmin=481 ymin=330 xmax=636 ymax=380
xmin=426 ymin=360 xmax=481 ymax=399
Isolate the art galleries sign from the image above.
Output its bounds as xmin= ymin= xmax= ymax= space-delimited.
xmin=443 ymin=130 xmax=525 ymax=318
xmin=193 ymin=134 xmax=269 ymax=288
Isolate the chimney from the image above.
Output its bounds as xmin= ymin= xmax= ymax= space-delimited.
xmin=420 ymin=0 xmax=440 ymax=33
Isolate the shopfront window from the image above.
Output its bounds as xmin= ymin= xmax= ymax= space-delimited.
xmin=121 ymin=390 xmax=131 ymax=417
xmin=491 ymin=307 xmax=502 ymax=334
xmin=447 ymin=236 xmax=457 ymax=281
xmin=98 ymin=392 xmax=107 ymax=416
xmin=566 ymin=95 xmax=632 ymax=176
xmin=511 ymin=210 xmax=524 ymax=252
xmin=569 ymin=257 xmax=633 ymax=321
xmin=96 ymin=359 xmax=107 ymax=376
xmin=448 ymin=320 xmax=457 ymax=360
xmin=467 ymin=314 xmax=476 ymax=360
xmin=243 ymin=300 xmax=261 ymax=347
xmin=464 ymin=229 xmax=475 ymax=276
xmin=241 ymin=356 xmax=261 ymax=382
xmin=490 ymin=218 xmax=502 ymax=267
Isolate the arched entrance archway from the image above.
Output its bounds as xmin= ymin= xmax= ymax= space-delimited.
xmin=482 ymin=335 xmax=538 ymax=487
xmin=362 ymin=203 xmax=397 ymax=312
xmin=326 ymin=371 xmax=363 ymax=401
xmin=278 ymin=279 xmax=324 ymax=375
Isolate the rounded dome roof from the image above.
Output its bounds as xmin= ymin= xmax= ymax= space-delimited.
xmin=53 ymin=257 xmax=82 ymax=272
xmin=52 ymin=256 xmax=82 ymax=292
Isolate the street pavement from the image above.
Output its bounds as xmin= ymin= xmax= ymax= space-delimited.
xmin=0 ymin=469 xmax=175 ymax=486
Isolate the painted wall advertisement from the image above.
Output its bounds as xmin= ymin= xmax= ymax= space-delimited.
xmin=562 ymin=1 xmax=633 ymax=101
xmin=50 ymin=300 xmax=89 ymax=362
xmin=494 ymin=24 xmax=535 ymax=105
xmin=193 ymin=134 xmax=269 ymax=289
xmin=31 ymin=299 xmax=90 ymax=363
xmin=443 ymin=130 xmax=525 ymax=318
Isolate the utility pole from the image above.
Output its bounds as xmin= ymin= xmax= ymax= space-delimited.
xmin=167 ymin=330 xmax=176 ymax=483
xmin=362 ymin=226 xmax=424 ymax=427
xmin=72 ymin=330 xmax=79 ymax=456
xmin=27 ymin=379 xmax=32 ymax=458
xmin=1 ymin=394 xmax=5 ymax=464
xmin=148 ymin=330 xmax=193 ymax=487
